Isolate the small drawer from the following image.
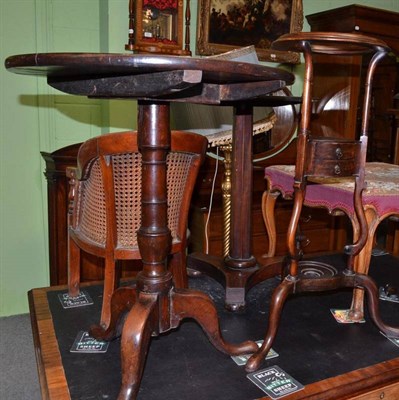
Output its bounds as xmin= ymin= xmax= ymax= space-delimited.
xmin=308 ymin=159 xmax=357 ymax=177
xmin=308 ymin=139 xmax=360 ymax=160
xmin=306 ymin=139 xmax=360 ymax=177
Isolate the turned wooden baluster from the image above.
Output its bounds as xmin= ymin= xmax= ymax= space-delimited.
xmin=90 ymin=102 xmax=258 ymax=400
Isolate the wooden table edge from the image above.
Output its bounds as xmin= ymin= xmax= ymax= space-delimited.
xmin=28 ymin=284 xmax=399 ymax=400
xmin=283 ymin=358 xmax=399 ymax=399
xmin=29 ymin=287 xmax=71 ymax=400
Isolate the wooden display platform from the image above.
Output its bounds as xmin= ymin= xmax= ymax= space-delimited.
xmin=29 ymin=254 xmax=399 ymax=400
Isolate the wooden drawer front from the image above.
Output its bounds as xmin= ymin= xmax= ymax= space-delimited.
xmin=308 ymin=159 xmax=357 ymax=177
xmin=309 ymin=139 xmax=359 ymax=160
xmin=307 ymin=140 xmax=360 ymax=177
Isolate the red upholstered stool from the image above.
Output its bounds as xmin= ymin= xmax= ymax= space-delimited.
xmin=262 ymin=162 xmax=399 ymax=319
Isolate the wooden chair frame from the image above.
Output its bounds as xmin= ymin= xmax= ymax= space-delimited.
xmin=67 ymin=130 xmax=207 ymax=329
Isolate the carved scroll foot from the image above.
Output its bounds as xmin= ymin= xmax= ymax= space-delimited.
xmin=246 ymin=278 xmax=295 ymax=372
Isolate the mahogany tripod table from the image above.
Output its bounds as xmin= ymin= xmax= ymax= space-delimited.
xmin=5 ymin=52 xmax=294 ymax=399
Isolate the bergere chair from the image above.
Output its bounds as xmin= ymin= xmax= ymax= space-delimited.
xmin=67 ymin=130 xmax=207 ymax=329
xmin=246 ymin=32 xmax=399 ymax=373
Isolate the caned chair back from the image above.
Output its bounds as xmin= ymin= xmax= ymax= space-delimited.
xmin=67 ymin=130 xmax=208 ymax=328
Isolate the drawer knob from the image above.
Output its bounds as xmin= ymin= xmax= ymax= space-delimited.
xmin=334 ymin=164 xmax=341 ymax=175
xmin=335 ymin=147 xmax=343 ymax=159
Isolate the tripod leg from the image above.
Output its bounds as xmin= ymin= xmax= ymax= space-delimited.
xmin=246 ymin=279 xmax=294 ymax=372
xmin=117 ymin=292 xmax=157 ymax=400
xmin=90 ymin=286 xmax=137 ymax=341
xmin=356 ymin=274 xmax=399 ymax=338
xmin=171 ymin=288 xmax=258 ymax=355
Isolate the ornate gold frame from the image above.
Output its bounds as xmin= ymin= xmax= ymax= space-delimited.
xmin=196 ymin=0 xmax=303 ymax=63
xmin=125 ymin=0 xmax=191 ymax=56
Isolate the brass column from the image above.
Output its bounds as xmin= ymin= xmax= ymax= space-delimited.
xmin=220 ymin=143 xmax=232 ymax=257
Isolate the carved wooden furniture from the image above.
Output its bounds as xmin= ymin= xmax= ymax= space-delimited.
xmin=6 ymin=52 xmax=294 ymax=399
xmin=42 ymin=99 xmax=344 ymax=288
xmin=67 ymin=130 xmax=207 ymax=329
xmin=43 ymin=144 xmax=147 ymax=287
xmin=245 ymin=32 xmax=399 ymax=373
xmin=41 ymin=143 xmax=89 ymax=286
xmin=187 ymin=94 xmax=309 ymax=311
xmin=203 ymin=112 xmax=277 ymax=257
xmin=306 ymin=5 xmax=399 ymax=164
xmin=189 ymin=92 xmax=347 ymax=262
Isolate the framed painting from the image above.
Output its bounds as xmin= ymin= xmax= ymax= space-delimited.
xmin=196 ymin=0 xmax=303 ymax=63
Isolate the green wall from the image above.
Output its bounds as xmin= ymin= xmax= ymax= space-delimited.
xmin=1 ymin=0 xmax=398 ymax=316
xmin=1 ymin=1 xmax=46 ymax=316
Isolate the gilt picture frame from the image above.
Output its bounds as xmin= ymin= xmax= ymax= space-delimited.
xmin=196 ymin=0 xmax=303 ymax=63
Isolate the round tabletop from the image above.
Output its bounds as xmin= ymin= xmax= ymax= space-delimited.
xmin=5 ymin=52 xmax=294 ymax=84
xmin=5 ymin=53 xmax=295 ymax=103
xmin=272 ymin=32 xmax=390 ymax=55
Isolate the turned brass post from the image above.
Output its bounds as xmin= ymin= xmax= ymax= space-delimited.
xmin=220 ymin=143 xmax=232 ymax=257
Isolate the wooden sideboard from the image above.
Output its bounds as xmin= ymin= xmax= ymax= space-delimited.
xmin=42 ymin=144 xmax=82 ymax=285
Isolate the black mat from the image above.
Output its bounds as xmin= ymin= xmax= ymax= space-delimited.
xmin=47 ymin=254 xmax=399 ymax=400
